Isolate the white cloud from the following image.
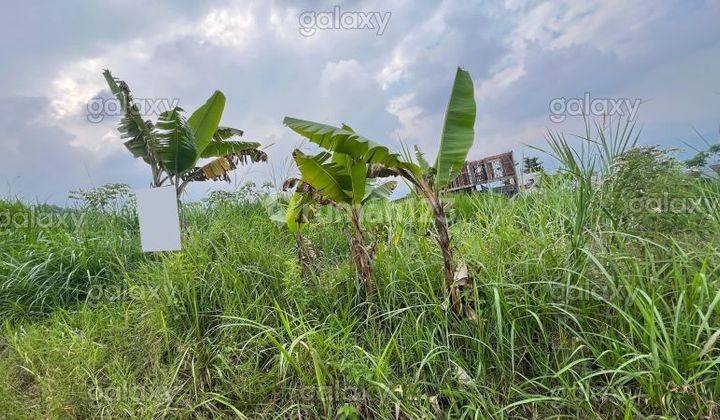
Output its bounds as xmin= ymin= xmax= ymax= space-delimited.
xmin=476 ymin=64 xmax=526 ymax=101
xmin=376 ymin=3 xmax=450 ymax=89
xmin=50 ymin=58 xmax=105 ymax=119
xmin=376 ymin=52 xmax=409 ymax=90
xmin=385 ymin=93 xmax=431 ymax=142
xmin=478 ymin=0 xmax=675 ymax=99
xmin=321 ymin=59 xmax=373 ymax=93
xmin=199 ymin=6 xmax=258 ymax=50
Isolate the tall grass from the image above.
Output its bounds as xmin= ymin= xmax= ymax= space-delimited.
xmin=1 ymin=141 xmax=719 ymax=417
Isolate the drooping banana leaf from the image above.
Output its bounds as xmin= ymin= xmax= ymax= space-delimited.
xmin=362 ymin=180 xmax=397 ymax=205
xmin=285 ymin=192 xmax=317 ymax=233
xmin=293 ymin=149 xmax=352 ymax=203
xmin=200 ymin=141 xmax=261 ymax=158
xmin=201 ymin=157 xmax=233 ymax=181
xmin=188 ymin=90 xmax=225 ymax=156
xmin=185 ymin=150 xmax=268 ymax=183
xmin=414 ymin=145 xmax=431 ymax=175
xmin=434 ymin=67 xmax=476 ymax=188
xmin=213 ymin=126 xmax=244 ymax=141
xmin=102 ymin=69 xmax=129 ymax=113
xmin=366 ymin=163 xmax=399 ymax=178
xmin=283 ymin=117 xmax=402 ymax=166
xmin=119 ymin=116 xmax=152 ymax=161
xmin=155 ymin=107 xmax=198 ymax=175
xmin=103 ymin=69 xmax=156 ymax=163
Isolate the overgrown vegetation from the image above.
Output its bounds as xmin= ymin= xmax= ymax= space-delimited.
xmin=282 ymin=67 xmax=478 ymax=314
xmin=685 ymin=126 xmax=720 ymax=174
xmin=279 ymin=115 xmax=405 ymax=295
xmin=1 ymin=123 xmax=719 ymax=417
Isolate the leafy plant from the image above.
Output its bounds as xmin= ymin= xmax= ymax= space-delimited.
xmin=266 ymin=185 xmax=322 ymax=279
xmin=69 ymin=183 xmax=133 ymax=212
xmin=378 ymin=67 xmax=477 ymax=314
xmin=605 ymin=145 xmax=701 ymax=233
xmin=535 ymin=117 xmax=640 ymax=275
xmin=686 ymin=144 xmax=720 ymax=173
xmin=281 ymin=119 xmax=400 ymax=295
xmin=282 ymin=67 xmax=477 ymax=313
xmin=102 ymin=70 xmax=268 ymax=203
xmin=206 ymin=182 xmax=273 ymax=207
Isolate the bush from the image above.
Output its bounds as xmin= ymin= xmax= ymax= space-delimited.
xmin=603 ymin=146 xmax=705 ymax=233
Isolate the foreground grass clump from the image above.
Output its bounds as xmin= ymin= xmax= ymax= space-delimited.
xmin=1 ymin=167 xmax=720 ymax=418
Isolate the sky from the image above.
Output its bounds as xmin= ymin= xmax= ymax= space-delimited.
xmin=1 ymin=0 xmax=719 ymax=204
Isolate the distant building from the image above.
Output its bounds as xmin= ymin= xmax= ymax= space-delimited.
xmin=520 ymin=171 xmax=542 ymax=190
xmin=443 ymin=151 xmax=519 ymax=196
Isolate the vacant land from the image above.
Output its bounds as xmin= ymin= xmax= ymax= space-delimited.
xmin=1 ymin=156 xmax=719 ymax=418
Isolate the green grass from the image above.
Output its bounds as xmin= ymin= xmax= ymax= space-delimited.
xmin=1 ymin=171 xmax=719 ymax=418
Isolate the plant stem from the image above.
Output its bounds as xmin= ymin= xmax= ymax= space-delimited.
xmin=173 ymin=176 xmax=186 ymax=231
xmin=420 ymin=180 xmax=461 ymax=313
xmin=151 ymin=164 xmax=161 ymax=187
xmin=296 ymin=230 xmax=309 ymax=279
xmin=349 ymin=205 xmax=374 ymax=296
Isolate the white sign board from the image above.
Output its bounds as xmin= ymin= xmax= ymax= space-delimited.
xmin=135 ymin=187 xmax=182 ymax=252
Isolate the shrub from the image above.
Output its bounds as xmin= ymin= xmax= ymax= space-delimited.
xmin=604 ymin=146 xmax=704 ymax=233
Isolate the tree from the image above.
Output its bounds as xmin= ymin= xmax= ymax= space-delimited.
xmin=281 ymin=119 xmax=400 ymax=295
xmin=102 ymin=70 xmax=267 ymax=204
xmin=69 ymin=183 xmax=132 ymax=212
xmin=282 ymin=67 xmax=477 ymax=314
xmin=379 ymin=67 xmax=477 ymax=315
xmin=686 ymin=144 xmax=720 ymax=174
xmin=523 ymin=156 xmax=544 ymax=173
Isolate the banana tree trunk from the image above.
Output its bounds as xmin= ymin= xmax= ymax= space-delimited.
xmin=174 ymin=176 xmax=186 ymax=231
xmin=296 ymin=230 xmax=310 ymax=279
xmin=349 ymin=205 xmax=375 ymax=296
xmin=150 ymin=163 xmax=162 ymax=188
xmin=420 ymin=181 xmax=461 ymax=313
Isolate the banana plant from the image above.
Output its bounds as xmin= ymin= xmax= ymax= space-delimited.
xmin=279 ymin=119 xmax=399 ymax=294
xmin=102 ymin=70 xmax=267 ymax=203
xmin=266 ymin=183 xmax=323 ymax=279
xmin=284 ymin=67 xmax=476 ymax=313
xmin=391 ymin=67 xmax=476 ymax=314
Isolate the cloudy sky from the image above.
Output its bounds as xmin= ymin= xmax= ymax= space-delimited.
xmin=2 ymin=0 xmax=719 ymax=204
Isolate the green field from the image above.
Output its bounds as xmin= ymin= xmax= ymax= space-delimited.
xmin=1 ymin=147 xmax=719 ymax=418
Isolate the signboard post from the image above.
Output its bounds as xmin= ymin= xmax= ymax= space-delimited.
xmin=135 ymin=187 xmax=182 ymax=252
